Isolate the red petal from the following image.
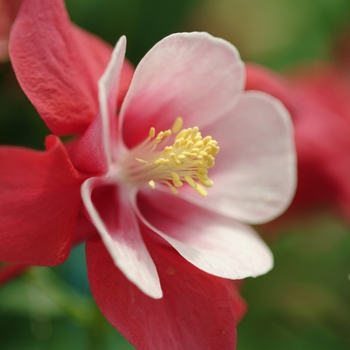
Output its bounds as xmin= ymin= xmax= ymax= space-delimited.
xmin=86 ymin=234 xmax=238 ymax=350
xmin=10 ymin=0 xmax=115 ymax=135
xmin=73 ymin=26 xmax=134 ymax=109
xmin=288 ymin=64 xmax=350 ymax=122
xmin=0 ymin=136 xmax=86 ymax=265
xmin=72 ymin=211 xmax=98 ymax=245
xmin=82 ymin=180 xmax=161 ymax=298
xmin=228 ymin=280 xmax=248 ymax=323
xmin=68 ymin=112 xmax=109 ymax=174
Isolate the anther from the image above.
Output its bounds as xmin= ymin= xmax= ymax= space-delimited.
xmin=171 ymin=117 xmax=183 ymax=134
xmin=123 ymin=117 xmax=219 ymax=198
xmin=149 ymin=127 xmax=155 ymax=138
xmin=149 ymin=180 xmax=155 ymax=189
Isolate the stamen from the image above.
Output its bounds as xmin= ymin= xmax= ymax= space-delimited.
xmin=171 ymin=117 xmax=183 ymax=134
xmin=149 ymin=180 xmax=155 ymax=189
xmin=121 ymin=117 xmax=219 ymax=197
xmin=169 ymin=185 xmax=179 ymax=195
xmin=194 ymin=184 xmax=208 ymax=197
xmin=135 ymin=158 xmax=148 ymax=164
xmin=149 ymin=127 xmax=155 ymax=138
xmin=185 ymin=176 xmax=197 ymax=188
xmin=171 ymin=172 xmax=183 ymax=187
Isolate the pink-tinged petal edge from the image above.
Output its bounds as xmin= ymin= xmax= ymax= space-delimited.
xmin=182 ymin=91 xmax=297 ymax=224
xmin=98 ymin=36 xmax=126 ymax=164
xmin=0 ymin=136 xmax=86 ymax=265
xmin=68 ymin=37 xmax=126 ymax=174
xmin=136 ymin=188 xmax=273 ymax=279
xmin=9 ymin=0 xmax=113 ymax=135
xmin=119 ymin=32 xmax=245 ymax=149
xmin=81 ymin=178 xmax=162 ymax=298
xmin=86 ymin=235 xmax=238 ymax=350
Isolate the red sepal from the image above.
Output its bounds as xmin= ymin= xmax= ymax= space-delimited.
xmin=10 ymin=0 xmax=133 ymax=136
xmin=0 ymin=136 xmax=87 ymax=265
xmin=86 ymin=233 xmax=239 ymax=350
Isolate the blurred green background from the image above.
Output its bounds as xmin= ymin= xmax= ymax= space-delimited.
xmin=1 ymin=0 xmax=350 ymax=349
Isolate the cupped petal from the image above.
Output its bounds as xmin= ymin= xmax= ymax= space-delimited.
xmin=86 ymin=236 xmax=238 ymax=350
xmin=0 ymin=136 xmax=86 ymax=265
xmin=182 ymin=91 xmax=297 ymax=224
xmin=81 ymin=178 xmax=161 ymax=298
xmin=135 ymin=189 xmax=273 ymax=279
xmin=68 ymin=37 xmax=126 ymax=173
xmin=119 ymin=32 xmax=245 ymax=149
xmin=9 ymin=0 xmax=113 ymax=135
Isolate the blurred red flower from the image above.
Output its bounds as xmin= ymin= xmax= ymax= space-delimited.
xmin=246 ymin=62 xmax=350 ymax=221
xmin=0 ymin=0 xmax=21 ymax=61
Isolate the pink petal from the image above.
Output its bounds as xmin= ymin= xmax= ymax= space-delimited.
xmin=9 ymin=0 xmax=113 ymax=135
xmin=86 ymin=236 xmax=238 ymax=350
xmin=68 ymin=37 xmax=126 ymax=173
xmin=81 ymin=178 xmax=162 ymax=298
xmin=119 ymin=32 xmax=244 ymax=149
xmin=184 ymin=91 xmax=297 ymax=224
xmin=98 ymin=36 xmax=126 ymax=163
xmin=136 ymin=189 xmax=273 ymax=279
xmin=0 ymin=136 xmax=86 ymax=265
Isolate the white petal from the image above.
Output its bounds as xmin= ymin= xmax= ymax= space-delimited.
xmin=118 ymin=32 xmax=245 ymax=149
xmin=135 ymin=189 xmax=273 ymax=280
xmin=182 ymin=91 xmax=297 ymax=224
xmin=98 ymin=36 xmax=126 ymax=164
xmin=81 ymin=178 xmax=162 ymax=298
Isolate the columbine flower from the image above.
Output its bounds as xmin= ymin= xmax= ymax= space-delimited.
xmin=0 ymin=0 xmax=296 ymax=348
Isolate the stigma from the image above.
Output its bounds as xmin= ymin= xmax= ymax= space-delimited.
xmin=121 ymin=117 xmax=219 ymax=196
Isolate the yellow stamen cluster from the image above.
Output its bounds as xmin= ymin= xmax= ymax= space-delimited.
xmin=123 ymin=117 xmax=219 ymax=196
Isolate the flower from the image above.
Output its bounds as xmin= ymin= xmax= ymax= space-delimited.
xmin=0 ymin=0 xmax=296 ymax=348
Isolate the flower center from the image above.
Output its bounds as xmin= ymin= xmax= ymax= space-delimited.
xmin=121 ymin=117 xmax=219 ymax=196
